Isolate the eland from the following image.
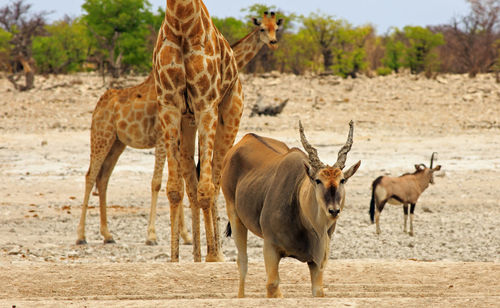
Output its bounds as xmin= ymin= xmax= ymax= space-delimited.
xmin=221 ymin=121 xmax=360 ymax=297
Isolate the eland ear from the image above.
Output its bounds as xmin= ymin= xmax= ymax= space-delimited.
xmin=303 ymin=162 xmax=315 ymax=180
xmin=343 ymin=160 xmax=361 ymax=182
xmin=253 ymin=17 xmax=261 ymax=26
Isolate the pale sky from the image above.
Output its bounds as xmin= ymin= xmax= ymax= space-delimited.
xmin=31 ymin=0 xmax=471 ymax=34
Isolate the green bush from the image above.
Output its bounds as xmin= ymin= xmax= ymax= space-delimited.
xmin=376 ymin=66 xmax=392 ymax=76
xmin=402 ymin=26 xmax=444 ymax=74
xmin=33 ymin=19 xmax=89 ymax=74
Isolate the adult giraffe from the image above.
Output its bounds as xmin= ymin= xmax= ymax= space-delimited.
xmin=178 ymin=11 xmax=283 ymax=262
xmin=75 ymin=13 xmax=283 ymax=253
xmin=153 ymin=0 xmax=245 ymax=262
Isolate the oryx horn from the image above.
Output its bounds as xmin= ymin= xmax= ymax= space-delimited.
xmin=299 ymin=120 xmax=325 ymax=171
xmin=430 ymin=152 xmax=437 ymax=168
xmin=333 ymin=120 xmax=354 ymax=170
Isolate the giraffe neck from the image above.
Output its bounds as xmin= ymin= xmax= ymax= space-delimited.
xmin=232 ymin=28 xmax=264 ymax=70
xmin=166 ymin=0 xmax=206 ymax=24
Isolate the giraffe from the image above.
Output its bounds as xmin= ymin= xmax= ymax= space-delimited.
xmin=75 ymin=11 xmax=283 ymax=251
xmin=75 ymin=72 xmax=191 ymax=245
xmin=152 ymin=0 xmax=248 ymax=262
xmin=182 ymin=12 xmax=283 ymax=262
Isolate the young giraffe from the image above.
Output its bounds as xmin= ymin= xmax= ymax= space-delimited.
xmin=153 ymin=0 xmax=251 ymax=262
xmin=75 ymin=13 xmax=282 ymax=247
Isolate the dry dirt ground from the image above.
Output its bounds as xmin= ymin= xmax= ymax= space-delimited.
xmin=1 ymin=72 xmax=499 ymax=307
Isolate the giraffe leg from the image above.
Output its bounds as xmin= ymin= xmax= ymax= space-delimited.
xmin=196 ymin=109 xmax=219 ymax=261
xmin=209 ymin=83 xmax=244 ymax=260
xmin=95 ymin=139 xmax=126 ymax=244
xmin=180 ymin=114 xmax=201 ymax=261
xmin=178 ymin=201 xmax=192 ymax=245
xmin=146 ymin=141 xmax=166 ymax=246
xmin=157 ymin=104 xmax=184 ymax=262
xmin=76 ymin=133 xmax=116 ymax=245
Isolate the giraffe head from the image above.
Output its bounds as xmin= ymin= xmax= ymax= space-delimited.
xmin=252 ymin=11 xmax=283 ymax=50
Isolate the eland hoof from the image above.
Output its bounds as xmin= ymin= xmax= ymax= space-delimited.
xmin=104 ymin=238 xmax=116 ymax=244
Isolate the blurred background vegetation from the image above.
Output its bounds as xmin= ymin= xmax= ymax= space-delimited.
xmin=1 ymin=0 xmax=499 ymax=90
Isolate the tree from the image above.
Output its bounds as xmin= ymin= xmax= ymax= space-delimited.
xmin=33 ymin=17 xmax=90 ymax=74
xmin=331 ymin=24 xmax=372 ymax=78
xmin=402 ymin=26 xmax=444 ymax=74
xmin=301 ymin=12 xmax=341 ymax=72
xmin=0 ymin=27 xmax=12 ymax=71
xmin=212 ymin=16 xmax=248 ymax=45
xmin=274 ymin=29 xmax=320 ymax=74
xmin=0 ymin=0 xmax=47 ymax=90
xmin=439 ymin=0 xmax=500 ymax=77
xmin=382 ymin=28 xmax=405 ymax=73
xmin=82 ymin=0 xmax=154 ymax=78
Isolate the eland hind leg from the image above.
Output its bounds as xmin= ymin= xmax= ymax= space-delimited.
xmin=227 ymin=216 xmax=248 ymax=298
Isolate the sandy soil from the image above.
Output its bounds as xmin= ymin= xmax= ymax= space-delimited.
xmin=0 ymin=72 xmax=499 ymax=306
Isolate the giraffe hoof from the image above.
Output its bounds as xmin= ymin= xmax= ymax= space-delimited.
xmin=145 ymin=239 xmax=158 ymax=246
xmin=76 ymin=239 xmax=87 ymax=245
xmin=205 ymin=253 xmax=225 ymax=262
xmin=104 ymin=238 xmax=116 ymax=244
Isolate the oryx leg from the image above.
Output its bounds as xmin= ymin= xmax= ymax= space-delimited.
xmin=95 ymin=139 xmax=126 ymax=244
xmin=409 ymin=203 xmax=416 ymax=236
xmin=263 ymin=240 xmax=283 ymax=298
xmin=375 ymin=199 xmax=387 ymax=235
xmin=403 ymin=204 xmax=409 ymax=233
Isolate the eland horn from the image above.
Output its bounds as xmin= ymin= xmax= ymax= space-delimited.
xmin=299 ymin=121 xmax=325 ymax=172
xmin=333 ymin=120 xmax=354 ymax=170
